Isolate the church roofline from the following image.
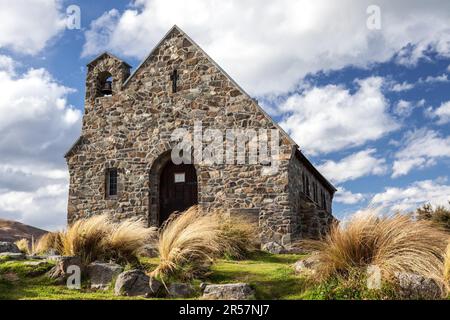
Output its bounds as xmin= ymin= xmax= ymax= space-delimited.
xmin=64 ymin=136 xmax=84 ymax=158
xmin=295 ymin=149 xmax=337 ymax=194
xmin=86 ymin=52 xmax=132 ymax=68
xmin=121 ymin=25 xmax=298 ymax=148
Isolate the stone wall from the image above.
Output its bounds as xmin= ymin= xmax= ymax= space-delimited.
xmin=66 ymin=27 xmax=335 ymax=243
xmin=288 ymin=153 xmax=335 ymax=240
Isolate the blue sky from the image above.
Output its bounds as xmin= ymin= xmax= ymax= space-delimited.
xmin=0 ymin=0 xmax=449 ymax=230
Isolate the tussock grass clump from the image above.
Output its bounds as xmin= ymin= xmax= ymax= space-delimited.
xmin=150 ymin=206 xmax=222 ymax=280
xmin=15 ymin=238 xmax=30 ymax=254
xmin=105 ymin=218 xmax=158 ymax=263
xmin=217 ymin=214 xmax=259 ymax=259
xmin=445 ymin=243 xmax=450 ymax=283
xmin=35 ymin=215 xmax=155 ymax=265
xmin=61 ymin=215 xmax=111 ymax=263
xmin=311 ymin=210 xmax=449 ymax=294
xmin=35 ymin=232 xmax=64 ymax=255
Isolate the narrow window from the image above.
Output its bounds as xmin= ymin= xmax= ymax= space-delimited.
xmin=170 ymin=69 xmax=179 ymax=93
xmin=106 ymin=168 xmax=118 ymax=197
xmin=306 ymin=176 xmax=310 ymax=197
xmin=313 ymin=182 xmax=318 ymax=202
xmin=302 ymin=172 xmax=306 ymax=194
xmin=321 ymin=192 xmax=327 ymax=211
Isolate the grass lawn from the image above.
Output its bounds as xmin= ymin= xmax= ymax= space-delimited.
xmin=0 ymin=252 xmax=316 ymax=300
xmin=207 ymin=252 xmax=310 ymax=299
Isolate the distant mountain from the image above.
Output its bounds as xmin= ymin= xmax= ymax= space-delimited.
xmin=0 ymin=219 xmax=48 ymax=242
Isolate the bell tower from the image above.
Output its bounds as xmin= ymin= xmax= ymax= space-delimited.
xmin=82 ymin=52 xmax=131 ymax=138
xmin=84 ymin=52 xmax=131 ymax=105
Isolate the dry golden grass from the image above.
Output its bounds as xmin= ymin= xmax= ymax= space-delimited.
xmin=150 ymin=206 xmax=222 ymax=280
xmin=445 ymin=242 xmax=450 ymax=283
xmin=61 ymin=215 xmax=112 ymax=263
xmin=35 ymin=214 xmax=156 ymax=265
xmin=311 ymin=210 xmax=449 ymax=295
xmin=105 ymin=218 xmax=158 ymax=263
xmin=216 ymin=214 xmax=259 ymax=259
xmin=14 ymin=238 xmax=30 ymax=254
xmin=35 ymin=231 xmax=64 ymax=255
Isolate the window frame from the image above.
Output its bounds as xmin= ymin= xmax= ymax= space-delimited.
xmin=106 ymin=168 xmax=118 ymax=198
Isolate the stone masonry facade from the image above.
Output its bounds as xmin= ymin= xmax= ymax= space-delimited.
xmin=65 ymin=26 xmax=336 ymax=244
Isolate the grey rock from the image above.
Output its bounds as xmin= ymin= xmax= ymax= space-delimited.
xmin=87 ymin=262 xmax=123 ymax=290
xmin=0 ymin=252 xmax=25 ymax=260
xmin=199 ymin=282 xmax=208 ymax=291
xmin=261 ymin=242 xmax=284 ymax=254
xmin=202 ymin=283 xmax=255 ymax=300
xmin=293 ymin=256 xmax=318 ymax=274
xmin=26 ymin=255 xmax=46 ymax=260
xmin=281 ymin=234 xmax=291 ymax=246
xmin=394 ymin=272 xmax=443 ymax=300
xmin=46 ymin=255 xmax=63 ymax=262
xmin=23 ymin=261 xmax=51 ymax=267
xmin=140 ymin=244 xmax=159 ymax=258
xmin=168 ymin=283 xmax=195 ymax=298
xmin=0 ymin=242 xmax=20 ymax=253
xmin=114 ymin=270 xmax=160 ymax=297
xmin=47 ymin=256 xmax=82 ymax=281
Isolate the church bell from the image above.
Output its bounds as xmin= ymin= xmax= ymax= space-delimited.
xmin=101 ymin=80 xmax=113 ymax=96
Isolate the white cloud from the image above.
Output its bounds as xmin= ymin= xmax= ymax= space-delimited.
xmin=370 ymin=179 xmax=450 ymax=213
xmin=420 ymin=73 xmax=449 ymax=84
xmin=392 ymin=129 xmax=450 ymax=177
xmin=0 ymin=0 xmax=66 ymax=54
xmin=430 ymin=100 xmax=450 ymax=124
xmin=279 ymin=77 xmax=399 ymax=155
xmin=447 ymin=64 xmax=450 ymax=72
xmin=82 ymin=0 xmax=450 ymax=95
xmin=393 ymin=99 xmax=425 ymax=117
xmin=0 ymin=55 xmax=16 ymax=74
xmin=390 ymin=81 xmax=414 ymax=92
xmin=0 ymin=56 xmax=81 ymax=230
xmin=0 ymin=184 xmax=68 ymax=231
xmin=335 ymin=187 xmax=365 ymax=205
xmin=317 ymin=148 xmax=387 ymax=183
xmin=394 ymin=100 xmax=412 ymax=117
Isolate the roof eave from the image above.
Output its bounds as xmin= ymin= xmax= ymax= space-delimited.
xmin=295 ymin=149 xmax=337 ymax=194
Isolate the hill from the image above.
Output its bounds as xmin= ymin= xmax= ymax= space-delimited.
xmin=0 ymin=219 xmax=47 ymax=242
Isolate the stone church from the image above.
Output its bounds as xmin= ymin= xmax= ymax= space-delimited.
xmin=65 ymin=26 xmax=336 ymax=245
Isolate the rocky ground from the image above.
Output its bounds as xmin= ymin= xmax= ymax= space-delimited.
xmin=0 ymin=240 xmax=448 ymax=300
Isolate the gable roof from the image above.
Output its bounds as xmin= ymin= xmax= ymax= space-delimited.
xmin=64 ymin=136 xmax=84 ymax=158
xmin=295 ymin=149 xmax=337 ymax=194
xmin=122 ymin=25 xmax=298 ymax=147
xmin=87 ymin=52 xmax=132 ymax=68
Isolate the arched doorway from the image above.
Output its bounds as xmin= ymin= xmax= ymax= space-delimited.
xmin=158 ymin=161 xmax=198 ymax=225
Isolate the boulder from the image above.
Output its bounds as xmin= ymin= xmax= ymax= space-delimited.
xmin=168 ymin=283 xmax=195 ymax=298
xmin=0 ymin=272 xmax=19 ymax=282
xmin=114 ymin=270 xmax=160 ymax=297
xmin=26 ymin=255 xmax=46 ymax=260
xmin=293 ymin=256 xmax=318 ymax=274
xmin=261 ymin=242 xmax=284 ymax=254
xmin=202 ymin=283 xmax=255 ymax=300
xmin=0 ymin=242 xmax=20 ymax=253
xmin=46 ymin=255 xmax=63 ymax=262
xmin=140 ymin=244 xmax=159 ymax=258
xmin=199 ymin=282 xmax=208 ymax=291
xmin=47 ymin=256 xmax=82 ymax=282
xmin=0 ymin=252 xmax=25 ymax=260
xmin=23 ymin=261 xmax=51 ymax=267
xmin=394 ymin=272 xmax=443 ymax=300
xmin=87 ymin=262 xmax=123 ymax=290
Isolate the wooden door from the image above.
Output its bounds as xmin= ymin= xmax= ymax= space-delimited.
xmin=159 ymin=162 xmax=198 ymax=225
